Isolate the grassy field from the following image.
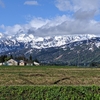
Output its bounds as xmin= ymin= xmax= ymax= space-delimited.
xmin=0 ymin=66 xmax=100 ymax=99
xmin=1 ymin=86 xmax=100 ymax=100
xmin=0 ymin=65 xmax=100 ymax=85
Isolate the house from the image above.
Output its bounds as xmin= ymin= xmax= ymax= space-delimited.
xmin=33 ymin=61 xmax=40 ymax=66
xmin=0 ymin=63 xmax=2 ymax=66
xmin=24 ymin=59 xmax=34 ymax=66
xmin=26 ymin=62 xmax=33 ymax=66
xmin=6 ymin=59 xmax=18 ymax=66
xmin=19 ymin=60 xmax=26 ymax=66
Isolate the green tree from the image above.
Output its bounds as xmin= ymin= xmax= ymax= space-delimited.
xmin=0 ymin=55 xmax=7 ymax=63
xmin=29 ymin=55 xmax=32 ymax=62
xmin=10 ymin=54 xmax=13 ymax=59
xmin=34 ymin=58 xmax=39 ymax=63
xmin=90 ymin=62 xmax=97 ymax=67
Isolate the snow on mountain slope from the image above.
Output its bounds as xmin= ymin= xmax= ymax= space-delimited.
xmin=0 ymin=31 xmax=100 ymax=54
xmin=0 ymin=33 xmax=3 ymax=38
xmin=1 ymin=31 xmax=100 ymax=65
xmin=0 ymin=32 xmax=99 ymax=47
xmin=21 ymin=34 xmax=98 ymax=49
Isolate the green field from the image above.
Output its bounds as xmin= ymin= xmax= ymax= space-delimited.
xmin=0 ymin=66 xmax=100 ymax=85
xmin=0 ymin=66 xmax=100 ymax=99
xmin=0 ymin=86 xmax=100 ymax=100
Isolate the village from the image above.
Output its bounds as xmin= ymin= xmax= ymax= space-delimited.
xmin=0 ymin=58 xmax=40 ymax=66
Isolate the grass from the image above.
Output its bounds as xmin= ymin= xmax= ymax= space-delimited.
xmin=0 ymin=66 xmax=100 ymax=99
xmin=0 ymin=86 xmax=100 ymax=100
xmin=0 ymin=65 xmax=100 ymax=85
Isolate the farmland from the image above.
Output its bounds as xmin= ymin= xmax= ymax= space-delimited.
xmin=1 ymin=86 xmax=100 ymax=100
xmin=0 ymin=66 xmax=100 ymax=99
xmin=0 ymin=66 xmax=100 ymax=85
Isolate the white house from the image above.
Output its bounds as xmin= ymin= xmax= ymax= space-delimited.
xmin=33 ymin=61 xmax=40 ymax=66
xmin=19 ymin=60 xmax=25 ymax=66
xmin=0 ymin=63 xmax=2 ymax=66
xmin=6 ymin=59 xmax=18 ymax=66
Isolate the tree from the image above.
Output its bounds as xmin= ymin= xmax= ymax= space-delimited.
xmin=34 ymin=58 xmax=39 ymax=63
xmin=0 ymin=55 xmax=7 ymax=63
xmin=5 ymin=56 xmax=10 ymax=61
xmin=29 ymin=55 xmax=32 ymax=62
xmin=10 ymin=54 xmax=13 ymax=59
xmin=90 ymin=62 xmax=97 ymax=67
xmin=15 ymin=55 xmax=27 ymax=61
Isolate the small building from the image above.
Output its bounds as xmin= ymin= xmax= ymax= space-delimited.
xmin=6 ymin=59 xmax=18 ymax=66
xmin=33 ymin=61 xmax=40 ymax=66
xmin=0 ymin=63 xmax=2 ymax=66
xmin=19 ymin=60 xmax=26 ymax=66
xmin=26 ymin=63 xmax=33 ymax=66
xmin=26 ymin=62 xmax=33 ymax=66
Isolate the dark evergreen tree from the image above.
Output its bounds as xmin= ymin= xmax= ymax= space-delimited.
xmin=29 ymin=55 xmax=32 ymax=62
xmin=90 ymin=62 xmax=97 ymax=67
xmin=10 ymin=54 xmax=13 ymax=59
xmin=34 ymin=58 xmax=39 ymax=63
xmin=0 ymin=55 xmax=7 ymax=63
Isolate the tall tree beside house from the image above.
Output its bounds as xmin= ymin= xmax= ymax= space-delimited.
xmin=15 ymin=56 xmax=26 ymax=61
xmin=4 ymin=55 xmax=7 ymax=60
xmin=10 ymin=54 xmax=13 ymax=59
xmin=0 ymin=56 xmax=3 ymax=63
xmin=29 ymin=55 xmax=32 ymax=62
xmin=5 ymin=56 xmax=11 ymax=61
xmin=23 ymin=56 xmax=26 ymax=61
xmin=34 ymin=58 xmax=39 ymax=63
xmin=0 ymin=55 xmax=7 ymax=63
xmin=4 ymin=54 xmax=14 ymax=61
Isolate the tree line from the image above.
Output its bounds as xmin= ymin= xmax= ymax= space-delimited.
xmin=0 ymin=55 xmax=39 ymax=63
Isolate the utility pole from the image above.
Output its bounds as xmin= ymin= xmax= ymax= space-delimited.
xmin=77 ymin=51 xmax=80 ymax=67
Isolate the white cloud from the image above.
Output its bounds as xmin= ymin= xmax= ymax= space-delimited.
xmin=0 ymin=0 xmax=5 ymax=8
xmin=0 ymin=24 xmax=5 ymax=29
xmin=29 ymin=17 xmax=50 ymax=29
xmin=1 ymin=15 xmax=100 ymax=37
xmin=55 ymin=0 xmax=100 ymax=22
xmin=56 ymin=0 xmax=100 ymax=12
xmin=33 ymin=17 xmax=100 ymax=36
xmin=55 ymin=0 xmax=73 ymax=11
xmin=4 ymin=25 xmax=22 ymax=35
xmin=74 ymin=9 xmax=96 ymax=20
xmin=24 ymin=0 xmax=39 ymax=6
xmin=1 ymin=0 xmax=100 ymax=37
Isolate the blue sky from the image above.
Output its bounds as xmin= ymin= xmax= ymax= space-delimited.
xmin=0 ymin=0 xmax=59 ymax=25
xmin=0 ymin=0 xmax=100 ymax=37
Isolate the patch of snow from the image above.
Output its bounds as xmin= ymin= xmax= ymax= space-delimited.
xmin=95 ymin=42 xmax=100 ymax=48
xmin=89 ymin=47 xmax=94 ymax=52
xmin=0 ymin=33 xmax=3 ymax=38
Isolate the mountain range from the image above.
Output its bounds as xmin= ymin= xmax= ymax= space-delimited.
xmin=0 ymin=31 xmax=100 ymax=66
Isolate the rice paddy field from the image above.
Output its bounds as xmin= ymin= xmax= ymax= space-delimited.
xmin=0 ymin=66 xmax=100 ymax=99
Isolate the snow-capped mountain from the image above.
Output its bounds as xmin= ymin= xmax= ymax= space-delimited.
xmin=0 ymin=32 xmax=99 ymax=52
xmin=0 ymin=31 xmax=100 ymax=65
xmin=0 ymin=31 xmax=99 ymax=50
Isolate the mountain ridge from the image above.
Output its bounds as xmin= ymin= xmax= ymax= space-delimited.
xmin=0 ymin=32 xmax=98 ymax=49
xmin=0 ymin=32 xmax=100 ymax=66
